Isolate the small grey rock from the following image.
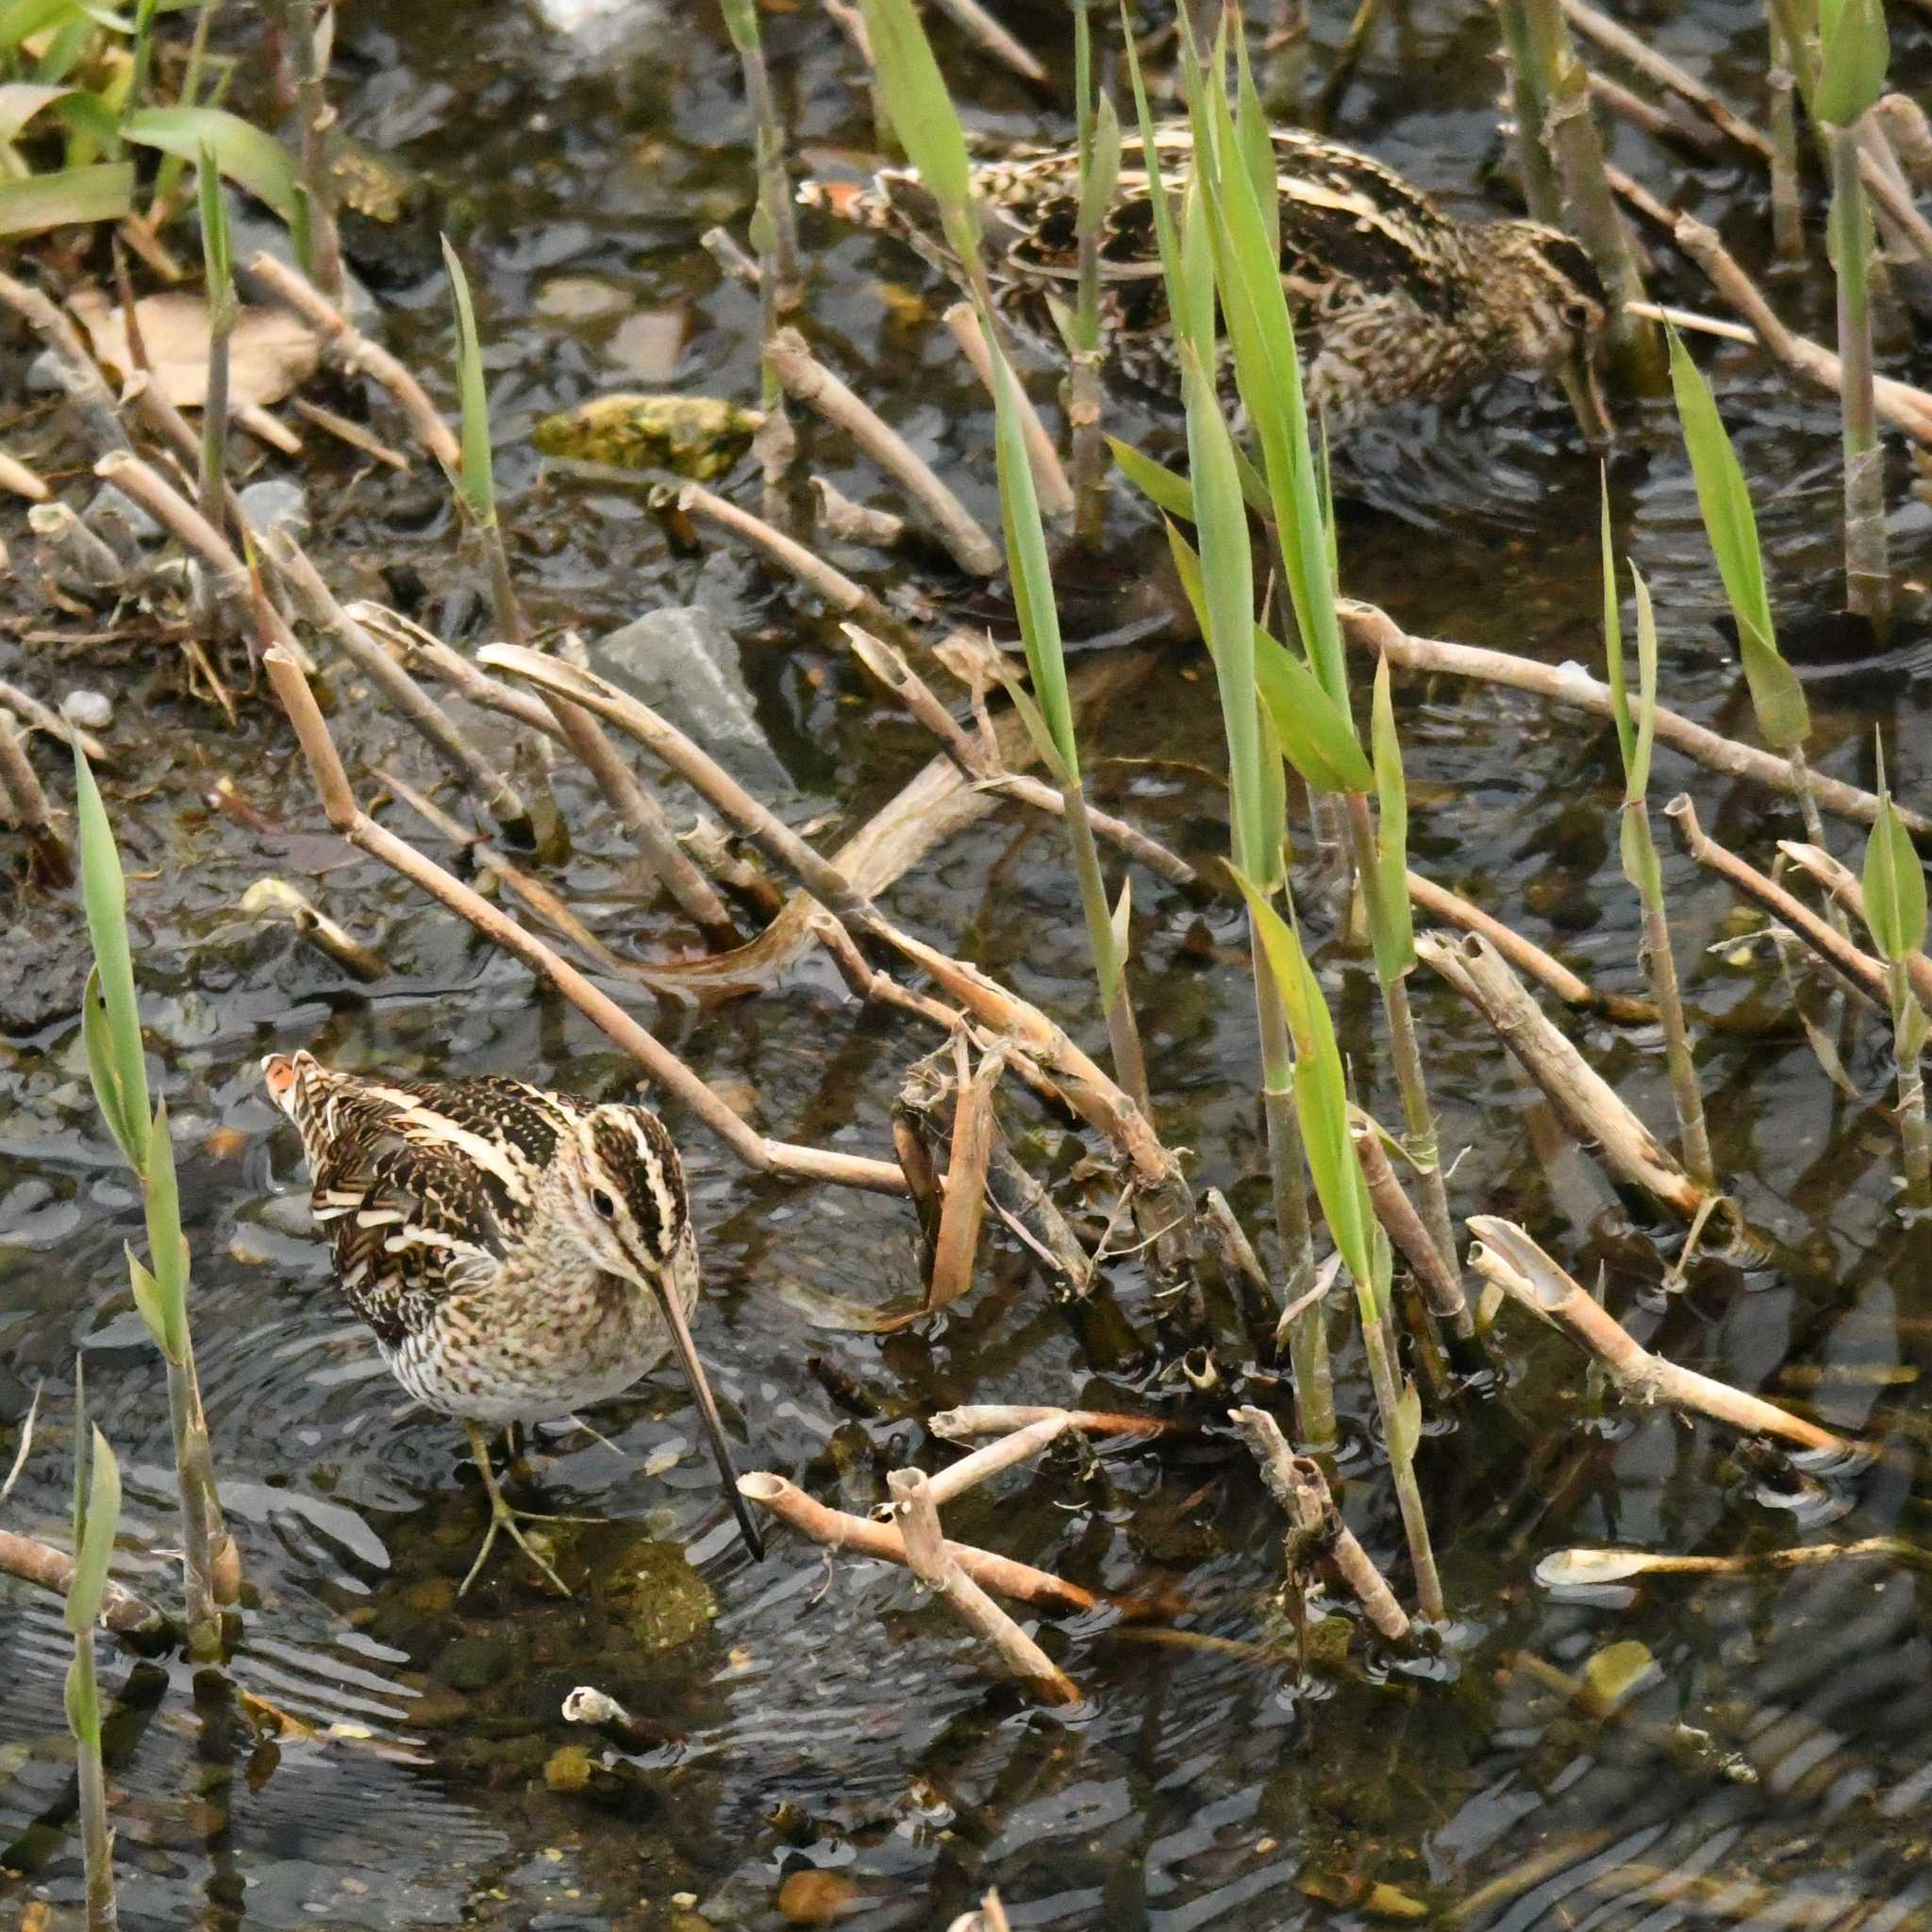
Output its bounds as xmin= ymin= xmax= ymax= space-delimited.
xmin=591 ymin=605 xmax=791 ymax=792
xmin=60 ymin=691 xmax=112 ymax=730
xmin=237 ymin=477 xmax=309 ymax=541
xmin=26 ymin=348 xmax=62 ymax=393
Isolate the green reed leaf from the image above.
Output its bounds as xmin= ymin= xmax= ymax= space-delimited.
xmin=1390 ymin=1372 xmax=1423 ymax=1467
xmin=74 ymin=746 xmax=150 ymax=1174
xmin=123 ymin=105 xmax=298 ymax=223
xmin=0 ymin=158 xmax=130 ymax=234
xmin=1370 ymin=657 xmax=1415 ymax=987
xmin=65 ymin=1425 xmax=121 ymax=1636
xmin=715 ymin=0 xmax=758 ymax=53
xmin=1231 ymin=8 xmax=1278 ymax=259
xmin=1253 ymin=624 xmax=1373 ymax=796
xmin=1627 ymin=564 xmax=1659 ymax=804
xmin=126 ymin=1246 xmax=171 ymax=1360
xmin=1109 ymin=436 xmax=1196 ymax=519
xmin=1817 ymin=0 xmax=1889 ymax=125
xmin=1234 ymin=872 xmax=1374 ymax=1290
xmin=1118 ymin=0 xmax=1185 ymax=341
xmin=1600 ymin=471 xmax=1635 ymax=776
xmin=858 ymin=0 xmax=976 ymax=257
xmin=1862 ymin=752 xmax=1927 ymax=964
xmin=142 ymin=1102 xmax=190 ymax=1364
xmin=1666 ymin=327 xmax=1809 ymax=751
xmin=79 ymin=966 xmax=140 ymax=1171
xmin=196 ymin=138 xmax=234 ymax=331
xmin=441 ymin=235 xmax=496 ymax=530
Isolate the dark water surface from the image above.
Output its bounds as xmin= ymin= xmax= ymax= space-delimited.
xmin=5 ymin=0 xmax=1932 ymax=1925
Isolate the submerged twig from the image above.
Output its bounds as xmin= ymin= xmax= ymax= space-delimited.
xmin=0 ymin=1528 xmax=171 ymax=1641
xmin=942 ymin=303 xmax=1074 ymax=520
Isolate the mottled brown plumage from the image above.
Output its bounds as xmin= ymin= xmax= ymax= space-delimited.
xmin=801 ymin=123 xmax=1610 ymax=432
xmin=263 ymin=1050 xmax=760 ymax=1591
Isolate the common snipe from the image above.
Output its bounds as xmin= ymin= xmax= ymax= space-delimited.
xmin=264 ymin=1051 xmax=763 ymax=1593
xmin=802 ymin=124 xmax=1611 ymax=436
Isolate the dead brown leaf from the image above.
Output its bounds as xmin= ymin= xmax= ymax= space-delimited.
xmin=69 ymin=285 xmax=320 ymax=410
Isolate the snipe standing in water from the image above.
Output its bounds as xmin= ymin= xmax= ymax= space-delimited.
xmin=802 ymin=124 xmax=1612 ymax=438
xmin=264 ymin=1050 xmax=764 ymax=1593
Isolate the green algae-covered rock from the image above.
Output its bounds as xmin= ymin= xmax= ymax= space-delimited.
xmin=533 ymin=393 xmax=762 ymax=478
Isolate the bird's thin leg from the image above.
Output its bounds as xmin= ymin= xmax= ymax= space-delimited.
xmin=458 ymin=1419 xmax=570 ymax=1597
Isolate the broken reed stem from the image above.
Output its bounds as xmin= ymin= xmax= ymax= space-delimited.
xmin=1356 ymin=1273 xmax=1447 ymax=1624
xmin=1832 ymin=122 xmax=1890 ymax=623
xmin=1343 ymin=602 xmax=1932 ymax=837
xmin=199 ymin=295 xmax=231 ymax=548
xmin=244 ymin=252 xmax=461 ymax=470
xmin=0 ymin=720 xmax=72 ymax=884
xmin=1624 ymin=799 xmax=1715 ymax=1188
xmin=677 ymin=480 xmax=921 ymax=648
xmin=924 ymin=0 xmax=1048 ymax=80
xmin=1466 ymin=1218 xmax=1864 ymax=1460
xmin=1779 ymin=841 xmax=1932 ymax=1011
xmin=166 ymin=1355 xmax=236 ymax=1659
xmin=1419 ymin=929 xmax=1710 ymax=1220
xmin=765 ymin=327 xmax=1001 ymax=575
xmin=0 ymin=681 xmax=108 ymax=762
xmin=812 ymin=475 xmax=907 ymax=547
xmin=263 ymin=530 xmax=534 ymax=841
xmin=927 ymin=1405 xmax=1170 ymax=1440
xmin=1521 ymin=0 xmax=1658 ymax=381
xmin=0 ymin=270 xmax=129 ymax=457
xmin=1228 ymin=1406 xmax=1411 ymax=1641
xmin=926 ymin=1414 xmax=1069 ymax=1506
xmin=738 ymin=1472 xmax=1096 ymax=1611
xmin=1407 ymin=869 xmax=1655 ymax=1023
xmin=292 ymin=0 xmax=345 ymax=303
xmin=540 ymin=691 xmax=738 ymax=945
xmin=1671 ymin=217 xmax=1932 ymax=447
xmin=0 ymin=448 xmax=48 ymax=500
xmin=886 ymin=1468 xmax=1079 ymax=1705
xmin=1768 ymin=22 xmax=1805 ymax=258
xmin=1343 ymin=794 xmax=1457 ymax=1274
xmin=1560 ymin=0 xmax=1772 ymax=157
xmin=1254 ymin=942 xmax=1334 ymax=1443
xmin=842 ymin=625 xmax=1196 ymax=885
xmin=1544 ymin=1538 xmax=1932 ymax=1582
xmin=93 ymin=452 xmax=316 ymax=673
xmin=0 ymin=1528 xmax=171 ymax=1641
xmin=1350 ymin=1121 xmax=1475 ymax=1343
xmin=1667 ymin=797 xmax=1894 ymax=1010
xmin=942 ymin=303 xmax=1074 ymax=521
xmin=261 ymin=648 xmax=908 ymax=1194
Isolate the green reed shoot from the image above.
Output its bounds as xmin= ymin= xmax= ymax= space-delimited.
xmin=196 ymin=142 xmax=234 ymax=538
xmin=1818 ymin=0 xmax=1890 ymax=618
xmin=1063 ymin=0 xmax=1119 ymax=548
xmin=718 ymin=0 xmax=804 ymax=317
xmin=75 ymin=746 xmax=236 ymax=1662
xmin=66 ymin=1370 xmax=122 ymax=1932
xmin=1602 ymin=490 xmax=1713 ymax=1187
xmin=441 ymin=235 xmax=528 ymax=646
xmin=1859 ymin=743 xmax=1929 ymax=1201
xmin=1239 ymin=881 xmax=1443 ymax=1621
xmin=858 ymin=0 xmax=1152 ymax=1115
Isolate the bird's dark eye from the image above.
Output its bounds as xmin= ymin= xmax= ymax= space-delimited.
xmin=591 ymin=1188 xmax=617 ymax=1219
xmin=1561 ymin=299 xmax=1595 ymax=332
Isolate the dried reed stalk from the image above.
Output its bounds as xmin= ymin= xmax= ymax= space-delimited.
xmin=1350 ymin=1121 xmax=1474 ymax=1341
xmin=1466 ymin=1218 xmax=1863 ymax=1459
xmin=0 ymin=448 xmax=48 ymax=500
xmin=925 ymin=1414 xmax=1071 ymax=1507
xmin=1539 ymin=1538 xmax=1932 ymax=1584
xmin=1344 ymin=601 xmax=1932 ymax=838
xmin=942 ymin=303 xmax=1074 ymax=519
xmin=1665 ymin=797 xmax=1893 ymax=1010
xmin=0 ymin=721 xmax=72 ymax=884
xmin=0 ymin=270 xmax=128 ymax=456
xmin=1560 ymin=0 xmax=1771 ymax=155
xmin=843 ymin=625 xmax=1197 ymax=886
xmin=765 ymin=327 xmax=1001 ymax=575
xmin=265 ymin=530 xmax=533 ymax=840
xmin=925 ymin=0 xmax=1048 ymax=80
xmin=1407 ymin=869 xmax=1656 ymax=1023
xmin=812 ymin=475 xmax=908 ymax=547
xmin=927 ymin=1405 xmax=1171 ymax=1441
xmin=923 ymin=1041 xmax=1002 ymax=1319
xmin=0 ymin=1528 xmax=170 ymax=1640
xmin=262 ymin=647 xmax=908 ymax=1194
xmin=737 ymin=1472 xmax=1096 ymax=1611
xmin=1417 ymin=930 xmax=1710 ymax=1220
xmin=1779 ymin=841 xmax=1932 ymax=1011
xmin=244 ymin=252 xmax=461 ymax=470
xmin=887 ymin=1468 xmax=1079 ymax=1705
xmin=0 ymin=681 xmax=108 ymax=762
xmin=1227 ymin=1406 xmax=1412 ymax=1641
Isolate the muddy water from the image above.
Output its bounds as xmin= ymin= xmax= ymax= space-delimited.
xmin=5 ymin=0 xmax=1932 ymax=1926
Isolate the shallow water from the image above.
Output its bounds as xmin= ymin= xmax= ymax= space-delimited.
xmin=5 ymin=0 xmax=1932 ymax=1927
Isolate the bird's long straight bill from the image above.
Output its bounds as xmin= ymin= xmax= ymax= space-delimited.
xmin=647 ymin=1267 xmax=765 ymax=1561
xmin=1559 ymin=336 xmax=1614 ymax=448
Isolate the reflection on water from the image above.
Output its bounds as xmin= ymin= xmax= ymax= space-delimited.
xmin=4 ymin=0 xmax=1932 ymax=1924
